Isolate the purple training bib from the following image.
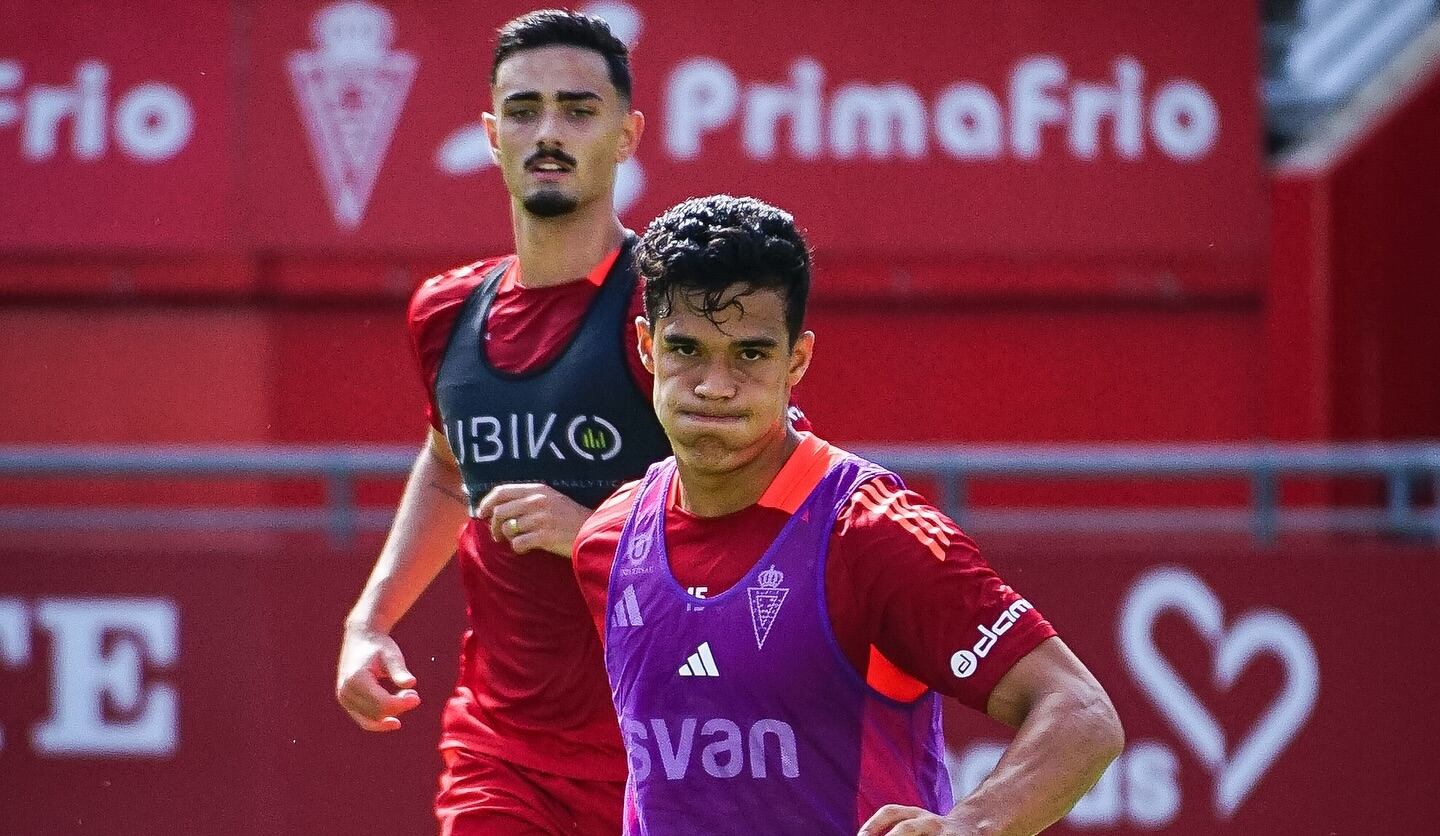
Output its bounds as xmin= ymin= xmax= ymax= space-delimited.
xmin=605 ymin=452 xmax=953 ymax=835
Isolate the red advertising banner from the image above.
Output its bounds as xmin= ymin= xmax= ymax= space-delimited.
xmin=244 ymin=0 xmax=1265 ymax=264
xmin=2 ymin=1 xmax=1265 ymax=286
xmin=1 ymin=535 xmax=1435 ymax=834
xmin=0 ymin=1 xmax=236 ymax=251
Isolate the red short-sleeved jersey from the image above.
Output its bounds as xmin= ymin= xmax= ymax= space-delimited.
xmin=573 ymin=433 xmax=1056 ymax=712
xmin=408 ymin=249 xmax=646 ymax=781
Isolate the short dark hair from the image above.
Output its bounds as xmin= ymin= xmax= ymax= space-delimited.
xmin=638 ymin=195 xmax=811 ymax=344
xmin=491 ymin=10 xmax=632 ymax=102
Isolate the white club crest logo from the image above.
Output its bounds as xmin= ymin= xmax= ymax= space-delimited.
xmin=624 ymin=530 xmax=652 ymax=566
xmin=620 ymin=528 xmax=653 ymax=576
xmin=747 ymin=565 xmax=789 ymax=650
xmin=289 ymin=1 xmax=417 ymax=230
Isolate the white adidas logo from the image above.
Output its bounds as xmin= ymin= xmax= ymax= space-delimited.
xmin=678 ymin=642 xmax=719 ymax=677
xmin=613 ymin=585 xmax=643 ymax=628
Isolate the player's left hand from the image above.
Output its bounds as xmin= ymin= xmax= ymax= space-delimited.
xmin=475 ymin=483 xmax=592 ymax=558
xmin=858 ymin=805 xmax=969 ymax=836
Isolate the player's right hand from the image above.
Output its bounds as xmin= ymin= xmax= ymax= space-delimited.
xmin=336 ymin=626 xmax=421 ymax=732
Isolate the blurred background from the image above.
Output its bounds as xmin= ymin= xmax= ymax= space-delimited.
xmin=1 ymin=0 xmax=1437 ymax=833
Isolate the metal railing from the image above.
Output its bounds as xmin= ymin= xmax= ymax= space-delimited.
xmin=855 ymin=442 xmax=1440 ymax=545
xmin=2 ymin=443 xmax=1438 ymax=548
xmin=0 ymin=446 xmax=416 ymax=549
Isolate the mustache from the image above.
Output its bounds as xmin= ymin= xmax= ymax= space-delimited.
xmin=524 ymin=148 xmax=577 ymax=169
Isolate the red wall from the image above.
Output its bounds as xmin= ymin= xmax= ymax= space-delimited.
xmin=1268 ymin=61 xmax=1440 ymax=444
xmin=801 ymin=303 xmax=1261 ymax=445
xmin=0 ymin=296 xmax=1266 ymax=515
xmin=0 ymin=307 xmax=274 ymax=444
xmin=1328 ymin=67 xmax=1440 ymax=441
xmin=0 ymin=305 xmax=277 ymax=506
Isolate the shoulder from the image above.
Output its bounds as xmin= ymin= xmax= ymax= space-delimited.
xmin=408 ymin=255 xmax=511 ymax=331
xmin=835 ymin=473 xmax=971 ymax=562
xmin=575 ymin=479 xmax=644 ymax=554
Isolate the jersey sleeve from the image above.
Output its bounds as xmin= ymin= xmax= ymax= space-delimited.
xmin=831 ymin=475 xmax=1056 ymax=713
xmin=572 ymin=479 xmax=643 ymax=645
xmin=407 ymin=257 xmax=507 ymax=431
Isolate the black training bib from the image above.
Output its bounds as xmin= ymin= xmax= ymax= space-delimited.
xmin=433 ymin=237 xmax=671 ymax=511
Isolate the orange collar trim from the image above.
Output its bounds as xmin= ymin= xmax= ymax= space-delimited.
xmin=667 ymin=433 xmax=844 ymax=515
xmin=500 ymin=247 xmax=622 ymax=292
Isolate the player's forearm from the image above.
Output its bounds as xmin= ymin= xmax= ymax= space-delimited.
xmin=946 ymin=690 xmax=1124 ymax=835
xmin=346 ymin=434 xmax=469 ymax=634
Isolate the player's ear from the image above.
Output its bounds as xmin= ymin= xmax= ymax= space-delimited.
xmin=618 ymin=109 xmax=644 ymax=163
xmin=483 ymin=111 xmax=501 ymax=165
xmin=787 ymin=331 xmax=815 ymax=388
xmin=635 ymin=315 xmax=656 ymax=373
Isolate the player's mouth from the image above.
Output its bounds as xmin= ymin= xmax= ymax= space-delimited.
xmin=677 ymin=409 xmax=747 ymax=425
xmin=525 ymin=150 xmax=577 ymax=182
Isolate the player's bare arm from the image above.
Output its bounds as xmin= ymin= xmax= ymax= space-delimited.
xmin=336 ymin=427 xmax=469 ymax=732
xmin=474 ymin=482 xmax=593 ymax=558
xmin=861 ymin=637 xmax=1123 ymax=836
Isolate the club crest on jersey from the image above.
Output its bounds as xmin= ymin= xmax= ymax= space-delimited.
xmin=747 ymin=565 xmax=789 ymax=650
xmin=288 ymin=1 xmax=416 ymax=230
xmin=617 ymin=529 xmax=653 ymax=576
xmin=627 ymin=532 xmax=651 ymax=565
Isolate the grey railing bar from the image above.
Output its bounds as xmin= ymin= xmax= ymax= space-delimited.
xmin=0 ymin=446 xmax=416 ymax=477
xmin=2 ymin=443 xmax=1437 ymax=545
xmin=852 ymin=442 xmax=1440 ymax=475
xmin=325 ymin=470 xmax=358 ymax=550
xmin=0 ymin=507 xmax=397 ymax=531
xmin=4 ymin=443 xmax=1439 ymax=476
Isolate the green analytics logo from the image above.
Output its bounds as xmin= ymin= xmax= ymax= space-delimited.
xmin=569 ymin=416 xmax=622 ymax=461
xmin=579 ymin=426 xmax=610 ymax=451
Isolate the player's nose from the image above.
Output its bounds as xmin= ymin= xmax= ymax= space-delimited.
xmin=534 ymin=110 xmax=566 ymax=145
xmin=692 ymin=362 xmax=738 ymax=400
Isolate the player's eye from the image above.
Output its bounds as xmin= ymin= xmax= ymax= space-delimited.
xmin=669 ymin=343 xmax=698 ymax=357
xmin=739 ymin=348 xmax=768 ymax=362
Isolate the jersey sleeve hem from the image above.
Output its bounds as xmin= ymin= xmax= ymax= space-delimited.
xmin=954 ymin=617 xmax=1058 ymax=714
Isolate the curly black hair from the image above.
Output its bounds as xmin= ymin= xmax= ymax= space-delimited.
xmin=491 ymin=10 xmax=632 ymax=102
xmin=637 ymin=195 xmax=811 ymax=344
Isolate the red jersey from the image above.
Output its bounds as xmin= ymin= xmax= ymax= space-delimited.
xmin=408 ymin=249 xmax=644 ymax=780
xmin=573 ymin=433 xmax=1055 ymax=711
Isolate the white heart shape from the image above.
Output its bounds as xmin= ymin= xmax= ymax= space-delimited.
xmin=1120 ymin=566 xmax=1319 ymax=818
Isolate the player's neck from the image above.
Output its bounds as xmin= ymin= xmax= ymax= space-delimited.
xmin=510 ymin=198 xmax=625 ymax=288
xmin=675 ymin=425 xmax=801 ymax=518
